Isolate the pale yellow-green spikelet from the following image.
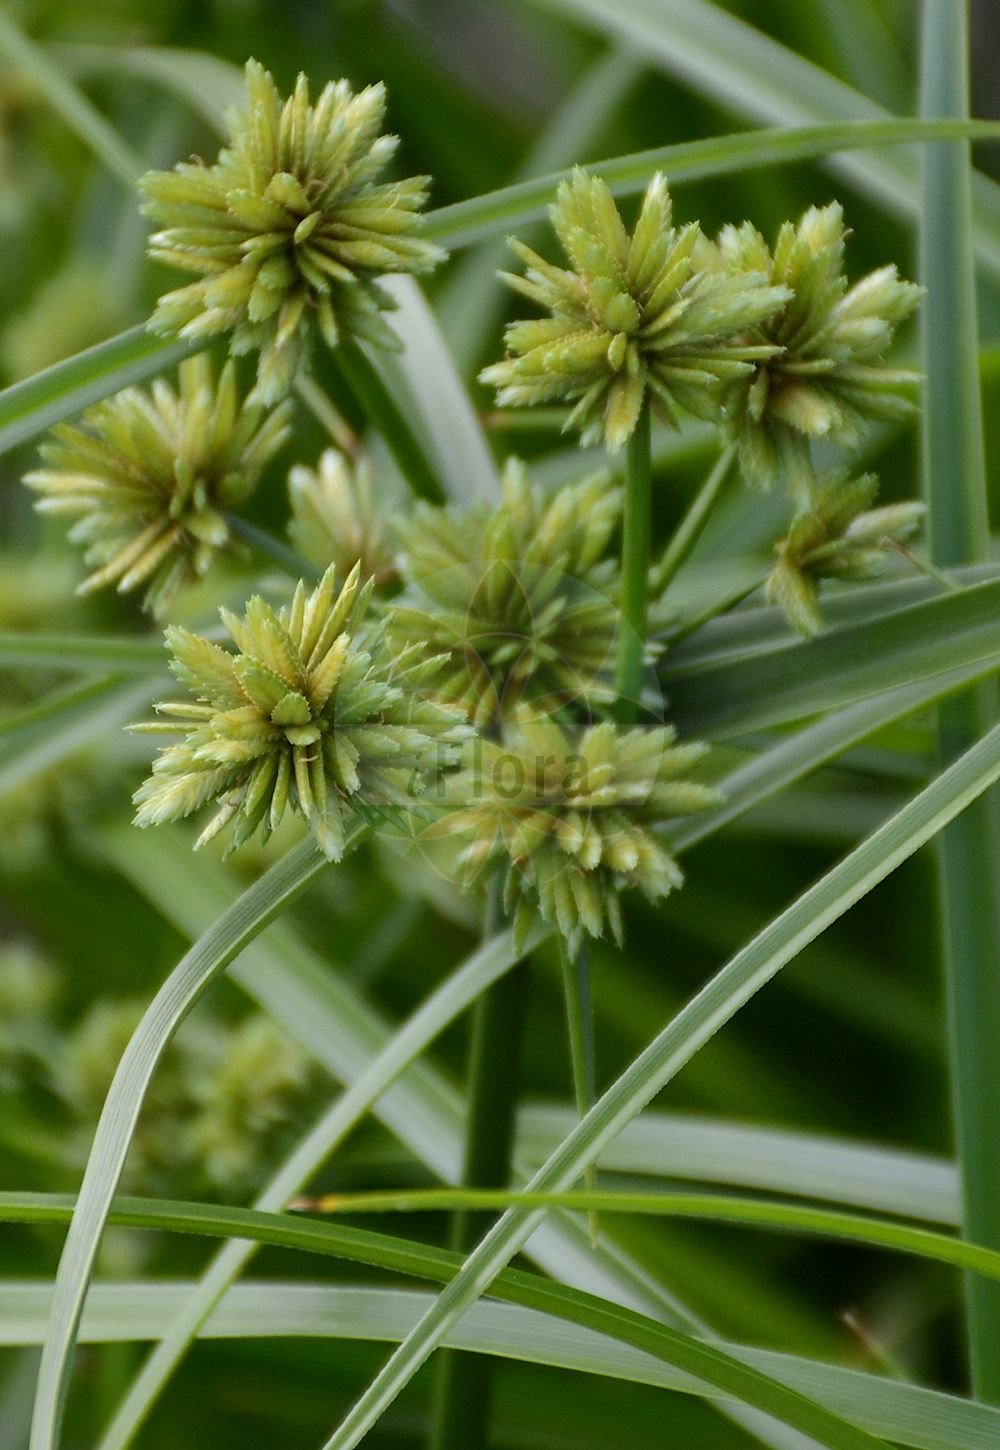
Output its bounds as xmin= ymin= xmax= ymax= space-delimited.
xmin=481 ymin=168 xmax=791 ymax=451
xmin=703 ymin=203 xmax=922 ymax=500
xmin=427 ymin=714 xmax=720 ymax=956
xmin=140 ymin=61 xmax=446 ymax=403
xmin=24 ymin=356 xmax=291 ymax=618
xmin=766 ymin=470 xmax=925 ymax=636
xmin=131 ymin=565 xmax=467 ymax=858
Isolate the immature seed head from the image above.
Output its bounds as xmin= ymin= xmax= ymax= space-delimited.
xmin=390 ymin=459 xmax=627 ymax=723
xmin=480 ymin=168 xmax=791 ymax=451
xmin=140 ymin=61 xmax=445 ymax=403
xmin=431 ymin=715 xmax=719 ymax=956
xmin=288 ymin=448 xmax=398 ymax=589
xmin=24 ymin=355 xmax=291 ymax=618
xmin=706 ymin=203 xmax=922 ymax=500
xmin=131 ymin=563 xmax=468 ymax=859
xmin=766 ymin=470 xmax=925 ymax=635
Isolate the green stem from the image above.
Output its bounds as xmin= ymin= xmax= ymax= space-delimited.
xmin=559 ymin=940 xmax=599 ymax=1247
xmin=650 ymin=440 xmax=737 ymax=598
xmin=294 ymin=375 xmax=359 ymax=455
xmin=919 ymin=0 xmax=1000 ymax=1403
xmin=614 ymin=406 xmax=653 ymax=721
xmin=332 ymin=343 xmax=445 ymax=505
xmin=223 ymin=514 xmax=320 ymax=583
xmin=430 ymin=878 xmax=529 ymax=1450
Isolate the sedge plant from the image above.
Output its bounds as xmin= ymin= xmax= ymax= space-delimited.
xmin=4 ymin=21 xmax=996 ymax=1450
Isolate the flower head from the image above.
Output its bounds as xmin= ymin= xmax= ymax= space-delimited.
xmin=140 ymin=61 xmax=445 ymax=403
xmin=480 ymin=169 xmax=790 ymax=451
xmin=289 ymin=447 xmax=398 ymax=588
xmin=432 ymin=715 xmax=718 ymax=955
xmin=767 ymin=470 xmax=925 ymax=636
xmin=24 ymin=355 xmax=291 ymax=618
xmin=707 ymin=203 xmax=922 ymax=498
xmin=390 ymin=460 xmax=627 ymax=723
xmin=131 ymin=563 xmax=467 ymax=858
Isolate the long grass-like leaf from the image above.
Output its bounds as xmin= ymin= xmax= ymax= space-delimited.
xmin=27 ymin=835 xmax=335 ymax=1450
xmin=919 ymin=0 xmax=1000 ymax=1401
xmin=94 ymin=922 xmax=541 ymax=1450
xmin=2 ymin=1196 xmax=998 ymax=1450
xmin=424 ymin=118 xmax=1000 ymax=251
xmin=316 ymin=717 xmax=1000 ymax=1449
xmin=0 ymin=12 xmax=140 ymax=187
xmin=665 ymin=577 xmax=1000 ymax=738
xmin=517 ymin=1107 xmax=957 ymax=1223
xmin=521 ymin=0 xmax=1000 ymax=274
xmin=0 ymin=328 xmax=194 ymax=458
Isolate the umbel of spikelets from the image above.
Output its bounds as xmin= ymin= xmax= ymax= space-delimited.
xmin=480 ymin=168 xmax=791 ymax=451
xmin=24 ymin=355 xmax=291 ymax=617
xmin=766 ymin=470 xmax=925 ymax=636
xmin=140 ymin=60 xmax=445 ymax=403
xmin=390 ymin=460 xmax=630 ymax=723
xmin=705 ymin=202 xmax=922 ymax=500
xmin=428 ymin=715 xmax=719 ymax=956
xmin=131 ymin=563 xmax=468 ymax=859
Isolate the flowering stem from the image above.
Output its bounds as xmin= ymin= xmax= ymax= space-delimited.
xmin=650 ymin=440 xmax=737 ymax=599
xmin=223 ymin=515 xmax=320 ymax=583
xmin=560 ymin=939 xmax=599 ymax=1247
xmin=332 ymin=343 xmax=446 ymax=505
xmin=614 ymin=405 xmax=652 ymax=721
xmin=430 ymin=876 xmax=529 ymax=1450
xmin=294 ymin=376 xmax=359 ymax=455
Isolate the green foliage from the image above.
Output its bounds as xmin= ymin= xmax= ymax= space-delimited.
xmin=0 ymin=8 xmax=996 ymax=1450
xmin=140 ymin=60 xmax=445 ymax=403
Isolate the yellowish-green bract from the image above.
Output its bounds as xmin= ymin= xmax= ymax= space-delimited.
xmin=767 ymin=471 xmax=925 ymax=636
xmin=705 ymin=202 xmax=922 ymax=499
xmin=139 ymin=61 xmax=445 ymax=403
xmin=480 ymin=169 xmax=791 ymax=451
xmin=131 ymin=563 xmax=468 ymax=859
xmin=24 ymin=354 xmax=291 ymax=618
xmin=427 ymin=715 xmax=719 ymax=956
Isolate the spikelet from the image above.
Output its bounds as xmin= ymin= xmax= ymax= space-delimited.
xmin=140 ymin=61 xmax=445 ymax=403
xmin=130 ymin=563 xmax=468 ymax=858
xmin=24 ymin=355 xmax=291 ymax=617
xmin=706 ymin=203 xmax=922 ymax=499
xmin=767 ymin=470 xmax=925 ymax=635
xmin=481 ymin=169 xmax=790 ymax=451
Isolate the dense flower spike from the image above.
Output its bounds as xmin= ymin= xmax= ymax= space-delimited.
xmin=390 ymin=459 xmax=627 ymax=722
xmin=55 ymin=996 xmax=319 ymax=1197
xmin=131 ymin=563 xmax=468 ymax=858
xmin=289 ymin=447 xmax=398 ymax=588
xmin=766 ymin=471 xmax=925 ymax=636
xmin=140 ymin=61 xmax=445 ymax=403
xmin=707 ymin=203 xmax=922 ymax=498
xmin=480 ymin=169 xmax=790 ymax=451
xmin=432 ymin=716 xmax=718 ymax=955
xmin=24 ymin=356 xmax=291 ymax=618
